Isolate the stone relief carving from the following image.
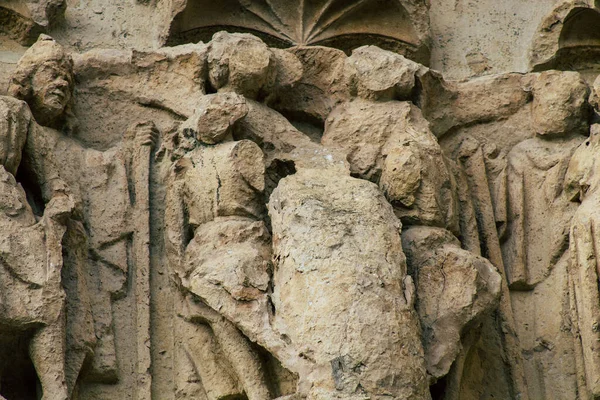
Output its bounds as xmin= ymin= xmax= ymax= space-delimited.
xmin=2 ymin=35 xmax=156 ymax=399
xmin=0 ymin=95 xmax=71 ymax=400
xmin=498 ymin=71 xmax=589 ymax=290
xmin=564 ymin=123 xmax=600 ymax=399
xmin=3 ymin=2 xmax=600 ymax=399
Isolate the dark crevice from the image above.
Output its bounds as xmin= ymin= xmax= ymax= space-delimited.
xmin=204 ymin=78 xmax=218 ymax=95
xmin=264 ymin=159 xmax=296 ymax=202
xmin=263 ymin=159 xmax=297 ymax=232
xmin=273 ymin=110 xmax=325 ymax=144
xmin=430 ymin=375 xmax=448 ymax=400
xmin=0 ymin=330 xmax=40 ymax=400
xmin=252 ymin=341 xmax=298 ymax=398
xmin=15 ymin=168 xmax=45 ymax=218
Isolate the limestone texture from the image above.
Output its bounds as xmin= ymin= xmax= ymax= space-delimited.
xmin=2 ymin=2 xmax=600 ymax=400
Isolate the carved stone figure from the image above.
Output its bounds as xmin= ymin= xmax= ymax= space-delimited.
xmin=163 ymin=33 xmax=435 ymax=400
xmin=564 ymin=123 xmax=600 ymax=399
xmin=321 ymin=45 xmax=502 ymax=381
xmin=8 ymin=35 xmax=156 ymax=390
xmin=481 ymin=71 xmax=591 ymax=399
xmin=498 ymin=71 xmax=589 ymax=290
xmin=165 ymin=93 xmax=274 ymax=400
xmin=0 ymin=95 xmax=72 ymax=400
xmin=5 ymin=2 xmax=600 ymax=398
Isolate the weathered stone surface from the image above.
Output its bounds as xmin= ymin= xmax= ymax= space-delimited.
xmin=0 ymin=0 xmax=65 ymax=45
xmin=402 ymin=226 xmax=502 ymax=379
xmin=5 ymin=6 xmax=600 ymax=400
xmin=345 ymin=45 xmax=420 ymax=101
xmin=269 ymin=46 xmax=349 ymax=124
xmin=269 ymin=169 xmax=430 ymax=400
xmin=207 ymin=32 xmax=273 ymax=99
xmin=323 ymin=100 xmax=459 ymax=231
xmin=180 ymin=93 xmax=248 ymax=145
xmin=591 ymin=74 xmax=600 ymax=111
xmin=164 ymin=0 xmax=432 ymax=64
xmin=532 ymin=71 xmax=590 ymax=137
xmin=564 ymin=124 xmax=600 ymax=399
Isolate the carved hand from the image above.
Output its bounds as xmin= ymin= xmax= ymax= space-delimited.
xmin=44 ymin=193 xmax=76 ymax=224
xmin=132 ymin=121 xmax=159 ymax=149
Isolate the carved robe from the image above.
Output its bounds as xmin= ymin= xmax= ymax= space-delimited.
xmin=23 ymin=119 xmax=137 ymax=380
xmin=565 ymin=126 xmax=600 ymax=398
xmin=165 ymin=139 xmax=273 ymax=400
xmin=498 ymin=136 xmax=583 ymax=289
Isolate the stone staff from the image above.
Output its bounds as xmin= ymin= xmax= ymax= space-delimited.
xmin=128 ymin=121 xmax=158 ymax=400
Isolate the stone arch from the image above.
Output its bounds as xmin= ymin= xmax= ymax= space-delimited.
xmin=530 ymin=1 xmax=600 ymax=78
xmin=163 ymin=0 xmax=431 ymax=65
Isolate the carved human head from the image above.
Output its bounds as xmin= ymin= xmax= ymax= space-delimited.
xmin=8 ymin=35 xmax=74 ymax=129
xmin=532 ymin=71 xmax=590 ymax=137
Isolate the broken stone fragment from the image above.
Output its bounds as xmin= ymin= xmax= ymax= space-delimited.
xmin=264 ymin=48 xmax=304 ymax=94
xmin=181 ymin=93 xmax=248 ymax=144
xmin=269 ymin=168 xmax=430 ymax=400
xmin=323 ymin=99 xmax=457 ymax=229
xmin=532 ymin=70 xmax=590 ymax=137
xmin=402 ymin=226 xmax=502 ymax=379
xmin=207 ymin=32 xmax=273 ymax=99
xmin=273 ymin=46 xmax=350 ymax=123
xmin=345 ymin=45 xmax=420 ymax=101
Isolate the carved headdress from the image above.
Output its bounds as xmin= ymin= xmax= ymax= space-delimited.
xmin=8 ymin=35 xmax=75 ymax=130
xmin=8 ymin=34 xmax=74 ymax=101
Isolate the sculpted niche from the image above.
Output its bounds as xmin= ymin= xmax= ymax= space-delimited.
xmin=164 ymin=0 xmax=431 ymax=64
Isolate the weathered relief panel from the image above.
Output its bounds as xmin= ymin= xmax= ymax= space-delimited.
xmin=2 ymin=1 xmax=600 ymax=400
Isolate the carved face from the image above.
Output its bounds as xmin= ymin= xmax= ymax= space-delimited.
xmin=30 ymin=62 xmax=73 ymax=120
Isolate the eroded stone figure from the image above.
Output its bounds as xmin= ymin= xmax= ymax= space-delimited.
xmin=7 ymin=2 xmax=600 ymax=399
xmin=498 ymin=71 xmax=589 ymax=290
xmin=564 ymin=123 xmax=600 ymax=399
xmin=0 ymin=96 xmax=73 ymax=399
xmin=321 ymin=45 xmax=502 ymax=381
xmin=490 ymin=71 xmax=590 ymax=399
xmin=268 ymin=169 xmax=431 ymax=400
xmin=8 ymin=35 xmax=156 ymax=387
xmin=165 ymin=32 xmax=432 ymax=399
xmin=165 ymin=92 xmax=274 ymax=400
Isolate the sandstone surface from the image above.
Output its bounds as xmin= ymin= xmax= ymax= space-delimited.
xmin=2 ymin=2 xmax=600 ymax=400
